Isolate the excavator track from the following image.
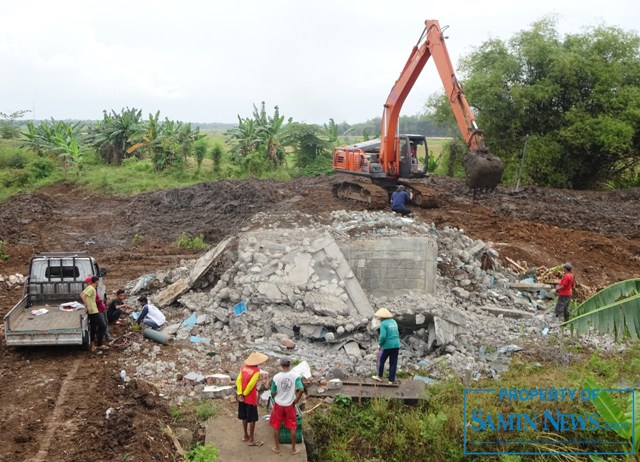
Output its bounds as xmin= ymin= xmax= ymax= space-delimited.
xmin=398 ymin=180 xmax=439 ymax=209
xmin=332 ymin=181 xmax=390 ymax=207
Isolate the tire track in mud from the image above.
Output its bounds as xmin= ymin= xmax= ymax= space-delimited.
xmin=26 ymin=357 xmax=81 ymax=462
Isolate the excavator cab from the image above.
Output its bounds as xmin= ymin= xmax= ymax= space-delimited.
xmin=398 ymin=135 xmax=428 ymax=177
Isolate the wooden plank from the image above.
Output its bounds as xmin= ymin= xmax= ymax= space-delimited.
xmin=505 ymin=257 xmax=527 ymax=273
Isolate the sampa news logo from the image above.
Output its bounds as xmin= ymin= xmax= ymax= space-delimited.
xmin=464 ymin=387 xmax=635 ymax=455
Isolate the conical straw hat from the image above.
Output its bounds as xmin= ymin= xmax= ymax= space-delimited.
xmin=374 ymin=308 xmax=393 ymax=319
xmin=244 ymin=351 xmax=269 ymax=366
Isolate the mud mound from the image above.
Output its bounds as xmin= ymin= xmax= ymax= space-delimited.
xmin=0 ymin=193 xmax=55 ymax=244
xmin=122 ymin=177 xmax=349 ymax=242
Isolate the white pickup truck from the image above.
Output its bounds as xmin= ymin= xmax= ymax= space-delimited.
xmin=3 ymin=252 xmax=107 ymax=348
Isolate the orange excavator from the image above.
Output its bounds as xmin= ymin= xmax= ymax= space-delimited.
xmin=332 ymin=19 xmax=504 ymax=207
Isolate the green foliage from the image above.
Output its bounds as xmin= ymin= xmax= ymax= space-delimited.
xmin=435 ymin=139 xmax=466 ymax=177
xmin=307 ymin=346 xmax=640 ymax=461
xmin=195 ymin=401 xmax=218 ymax=421
xmin=193 ymin=139 xmax=208 ymax=174
xmin=0 ymin=110 xmax=30 ymax=139
xmin=210 ymin=143 xmax=223 ymax=175
xmin=566 ymin=278 xmax=640 ymax=340
xmin=174 ymin=233 xmax=207 ymax=250
xmin=88 ymin=108 xmax=142 ymax=164
xmin=0 ymin=240 xmax=10 ymax=261
xmin=333 ymin=394 xmax=352 ymax=408
xmin=131 ymin=234 xmax=144 ymax=246
xmin=21 ymin=119 xmax=86 ymax=179
xmin=184 ymin=443 xmax=218 ymax=462
xmin=126 ymin=111 xmax=204 ymax=172
xmin=284 ymin=122 xmax=332 ymax=168
xmin=584 ymin=378 xmax=639 ymax=454
xmin=432 ymin=17 xmax=640 ymax=188
xmin=169 ymin=404 xmax=182 ymax=421
xmin=225 ymin=102 xmax=292 ymax=171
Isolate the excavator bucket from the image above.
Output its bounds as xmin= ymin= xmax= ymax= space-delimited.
xmin=463 ymin=152 xmax=504 ymax=192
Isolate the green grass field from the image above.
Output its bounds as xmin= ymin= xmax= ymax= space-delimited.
xmin=0 ymin=135 xmax=453 ymax=201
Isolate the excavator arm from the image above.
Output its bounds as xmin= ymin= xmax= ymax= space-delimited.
xmin=381 ymin=19 xmax=486 ymax=170
xmin=381 ymin=20 xmax=503 ymax=192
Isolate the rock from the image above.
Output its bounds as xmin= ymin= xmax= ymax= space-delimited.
xmin=327 ymin=379 xmax=343 ymax=389
xmin=342 ymin=341 xmax=361 ymax=357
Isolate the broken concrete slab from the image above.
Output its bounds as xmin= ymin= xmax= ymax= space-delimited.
xmin=154 ymin=236 xmax=235 ymax=307
xmin=303 ymin=292 xmax=350 ymax=317
xmin=509 ymin=282 xmax=554 ymax=291
xmin=480 ymin=306 xmax=535 ymax=319
xmin=342 ymin=341 xmax=362 ymax=358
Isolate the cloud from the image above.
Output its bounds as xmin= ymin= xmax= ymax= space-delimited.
xmin=0 ymin=0 xmax=637 ymax=123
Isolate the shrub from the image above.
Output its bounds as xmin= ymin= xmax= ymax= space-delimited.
xmin=184 ymin=443 xmax=218 ymax=462
xmin=174 ymin=233 xmax=207 ymax=250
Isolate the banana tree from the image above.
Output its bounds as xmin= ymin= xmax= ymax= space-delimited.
xmin=88 ymin=108 xmax=142 ymax=164
xmin=564 ymin=278 xmax=640 ymax=341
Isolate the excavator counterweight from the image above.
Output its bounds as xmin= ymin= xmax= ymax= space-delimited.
xmin=332 ymin=19 xmax=504 ymax=206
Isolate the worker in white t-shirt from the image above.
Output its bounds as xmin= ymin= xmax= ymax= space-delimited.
xmin=269 ymin=356 xmax=304 ymax=455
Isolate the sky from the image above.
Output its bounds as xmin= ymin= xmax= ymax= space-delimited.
xmin=0 ymin=0 xmax=638 ymax=125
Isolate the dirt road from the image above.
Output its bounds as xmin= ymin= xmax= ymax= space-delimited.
xmin=0 ymin=176 xmax=638 ymax=461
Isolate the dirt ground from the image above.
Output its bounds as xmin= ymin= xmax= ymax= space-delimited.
xmin=0 ymin=175 xmax=639 ymax=461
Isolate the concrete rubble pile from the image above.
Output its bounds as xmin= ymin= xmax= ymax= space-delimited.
xmin=120 ymin=210 xmax=614 ymax=397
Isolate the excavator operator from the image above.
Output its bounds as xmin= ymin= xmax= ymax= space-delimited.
xmin=390 ymin=185 xmax=412 ymax=217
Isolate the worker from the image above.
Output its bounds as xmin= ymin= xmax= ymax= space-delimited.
xmin=136 ymin=295 xmax=166 ymax=330
xmin=410 ymin=142 xmax=416 ymax=158
xmin=236 ymin=351 xmax=269 ymax=447
xmin=269 ymin=356 xmax=304 ymax=455
xmin=554 ymin=263 xmax=575 ymax=322
xmin=108 ymin=289 xmax=132 ymax=325
xmin=390 ymin=185 xmax=412 ymax=216
xmin=81 ymin=276 xmax=107 ymax=351
xmin=371 ymin=308 xmax=401 ymax=384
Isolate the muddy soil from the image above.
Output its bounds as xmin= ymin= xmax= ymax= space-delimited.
xmin=0 ymin=176 xmax=639 ymax=461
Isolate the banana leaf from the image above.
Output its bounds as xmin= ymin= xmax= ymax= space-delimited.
xmin=583 ymin=378 xmax=628 ymax=440
xmin=565 ymin=279 xmax=640 ymax=341
xmin=625 ymin=390 xmax=640 ymax=453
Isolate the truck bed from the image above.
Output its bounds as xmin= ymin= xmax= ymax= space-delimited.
xmin=5 ymin=298 xmax=89 ymax=347
xmin=10 ymin=302 xmax=85 ymax=332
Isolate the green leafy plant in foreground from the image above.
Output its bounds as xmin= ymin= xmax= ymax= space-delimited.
xmin=195 ymin=401 xmax=217 ymax=421
xmin=184 ymin=443 xmax=218 ymax=462
xmin=566 ymin=278 xmax=640 ymax=340
xmin=583 ymin=378 xmax=639 ymax=455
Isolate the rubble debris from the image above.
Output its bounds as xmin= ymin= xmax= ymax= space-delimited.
xmin=119 ymin=209 xmax=617 ymax=400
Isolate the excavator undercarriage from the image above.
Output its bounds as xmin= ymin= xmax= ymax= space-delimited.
xmin=332 ymin=178 xmax=439 ymax=209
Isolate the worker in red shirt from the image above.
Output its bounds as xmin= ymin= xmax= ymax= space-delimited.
xmin=236 ymin=351 xmax=268 ymax=447
xmin=554 ymin=263 xmax=575 ymax=322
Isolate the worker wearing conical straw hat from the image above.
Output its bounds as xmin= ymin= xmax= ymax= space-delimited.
xmin=236 ymin=352 xmax=269 ymax=447
xmin=371 ymin=308 xmax=400 ymax=384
